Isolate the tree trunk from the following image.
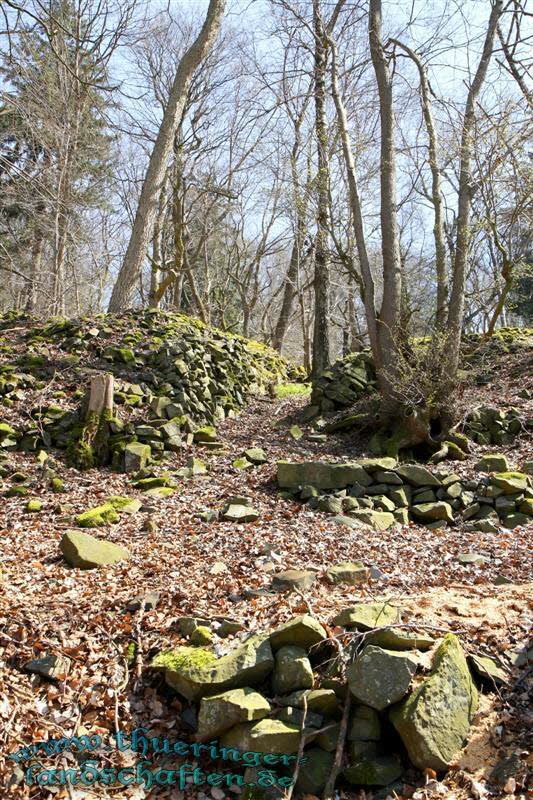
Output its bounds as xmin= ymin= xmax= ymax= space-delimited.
xmin=391 ymin=39 xmax=447 ymax=328
xmin=69 ymin=374 xmax=114 ymax=470
xmin=149 ymin=169 xmax=170 ymax=307
xmin=26 ymin=224 xmax=44 ymax=314
xmin=311 ymin=0 xmax=331 ymax=379
xmin=107 ymin=0 xmax=226 ymax=312
xmin=273 ymin=237 xmax=302 ymax=352
xmin=273 ymin=101 xmax=310 ymax=352
xmin=369 ymin=0 xmax=403 ymax=409
xmin=329 ymin=35 xmax=380 ymax=369
xmin=445 ymin=0 xmax=503 ymax=381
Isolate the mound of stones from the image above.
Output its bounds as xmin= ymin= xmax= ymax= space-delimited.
xmin=150 ymin=609 xmax=495 ymax=796
xmin=307 ymin=327 xmax=532 ymax=424
xmin=277 ymin=457 xmax=533 ymax=531
xmin=309 ymin=351 xmax=376 ymax=415
xmin=0 ymin=309 xmax=298 ymax=470
xmin=464 ymin=405 xmax=529 ymax=446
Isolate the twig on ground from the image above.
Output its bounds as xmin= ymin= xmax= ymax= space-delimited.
xmin=323 ymin=688 xmax=351 ymax=799
xmin=285 ymin=695 xmax=307 ymax=799
xmin=133 ymin=597 xmax=147 ymax=689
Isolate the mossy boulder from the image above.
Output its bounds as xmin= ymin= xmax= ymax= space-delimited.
xmin=491 ymin=472 xmax=529 ymax=494
xmin=60 ymin=530 xmax=130 ymax=569
xmin=197 ymin=687 xmax=271 ymax=741
xmin=123 ymin=442 xmax=151 ymax=473
xmin=151 ymin=634 xmax=274 ymax=701
xmin=75 ymin=504 xmax=120 ymax=527
xmin=25 ymin=499 xmax=43 ymax=512
xmin=347 ymin=645 xmax=417 ymax=710
xmin=390 ymin=633 xmax=478 ymax=770
xmin=107 ymin=496 xmax=142 ymax=514
xmin=194 ymin=426 xmax=217 ymax=443
xmin=475 ymin=454 xmax=509 ymax=472
xmin=190 ymin=626 xmax=213 ymax=646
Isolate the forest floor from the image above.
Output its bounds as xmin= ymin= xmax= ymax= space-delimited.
xmin=0 ymin=348 xmax=532 ymax=800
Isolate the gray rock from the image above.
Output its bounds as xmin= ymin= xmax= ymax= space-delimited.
xmin=24 ymin=654 xmax=70 ymax=680
xmin=347 ymin=645 xmax=417 ymax=710
xmin=349 ymin=704 xmax=381 ymax=741
xmin=196 ymin=687 xmax=270 ymax=741
xmin=269 ymin=614 xmax=326 ymax=651
xmin=344 ymin=756 xmax=403 ymax=787
xmin=272 ymin=645 xmax=313 ymax=694
xmin=221 ymin=503 xmax=259 ymax=523
xmin=271 ymin=570 xmax=316 ymax=592
xmin=295 ymin=748 xmax=334 ymax=794
xmin=332 ymin=603 xmax=401 ymax=630
xmin=390 ymin=633 xmax=478 ymax=770
xmin=325 ymin=562 xmax=369 ymax=586
xmin=395 ymin=464 xmax=441 ymax=487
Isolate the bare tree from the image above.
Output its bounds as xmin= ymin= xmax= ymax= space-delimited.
xmin=108 ymin=0 xmax=226 ymax=311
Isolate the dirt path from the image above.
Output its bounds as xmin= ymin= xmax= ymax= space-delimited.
xmin=0 ymin=395 xmax=531 ymax=798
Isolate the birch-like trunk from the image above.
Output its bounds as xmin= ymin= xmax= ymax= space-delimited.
xmin=446 ymin=0 xmax=503 ymax=380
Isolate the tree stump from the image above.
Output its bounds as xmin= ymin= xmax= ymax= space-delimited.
xmin=69 ymin=374 xmax=114 ymax=470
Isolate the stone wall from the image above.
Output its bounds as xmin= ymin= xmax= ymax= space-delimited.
xmin=277 ymin=458 xmax=533 ymax=532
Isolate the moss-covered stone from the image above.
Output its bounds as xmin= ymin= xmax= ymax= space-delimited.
xmin=25 ymin=499 xmax=43 ymax=512
xmin=106 ymin=495 xmax=142 ymax=513
xmin=491 ymin=472 xmax=529 ymax=494
xmin=151 ymin=634 xmax=274 ymax=701
xmin=75 ymin=503 xmax=120 ymax=527
xmin=390 ymin=633 xmax=478 ymax=770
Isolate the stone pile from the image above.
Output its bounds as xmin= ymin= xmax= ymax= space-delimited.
xmin=150 ymin=609 xmax=493 ymax=796
xmin=465 ymin=405 xmax=527 ymax=446
xmin=309 ymin=351 xmax=376 ymax=414
xmin=0 ymin=309 xmax=298 ymax=470
xmin=277 ymin=458 xmax=533 ymax=531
